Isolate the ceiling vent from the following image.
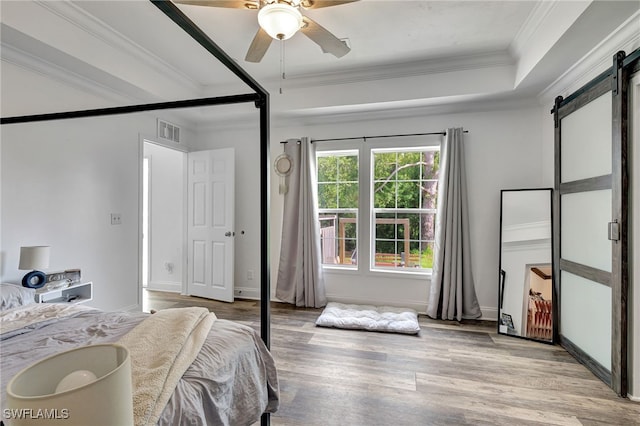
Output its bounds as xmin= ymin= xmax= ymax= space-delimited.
xmin=157 ymin=119 xmax=181 ymax=143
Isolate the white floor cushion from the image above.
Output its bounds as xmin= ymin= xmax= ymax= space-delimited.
xmin=315 ymin=302 xmax=420 ymax=335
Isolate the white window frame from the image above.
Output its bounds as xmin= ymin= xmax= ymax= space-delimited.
xmin=315 ymin=136 xmax=441 ymax=277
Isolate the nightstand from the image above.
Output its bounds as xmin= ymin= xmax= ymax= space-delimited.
xmin=35 ymin=281 xmax=93 ymax=304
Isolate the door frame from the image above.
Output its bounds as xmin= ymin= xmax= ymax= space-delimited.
xmin=138 ymin=135 xmax=188 ymax=310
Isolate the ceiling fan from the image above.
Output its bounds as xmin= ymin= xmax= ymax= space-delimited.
xmin=173 ymin=0 xmax=358 ymax=63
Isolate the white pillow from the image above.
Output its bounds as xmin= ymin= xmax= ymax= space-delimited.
xmin=0 ymin=283 xmax=36 ymax=311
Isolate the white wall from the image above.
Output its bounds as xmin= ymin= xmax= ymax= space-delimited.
xmin=144 ymin=142 xmax=184 ymax=293
xmin=0 ymin=112 xmax=194 ymax=311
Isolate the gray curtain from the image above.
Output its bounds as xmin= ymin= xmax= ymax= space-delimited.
xmin=426 ymin=128 xmax=482 ymax=320
xmin=276 ymin=137 xmax=327 ymax=308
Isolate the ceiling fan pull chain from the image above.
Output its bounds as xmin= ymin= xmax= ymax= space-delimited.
xmin=279 ymin=39 xmax=286 ymax=94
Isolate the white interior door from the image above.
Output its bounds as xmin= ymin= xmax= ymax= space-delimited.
xmin=187 ymin=148 xmax=235 ymax=302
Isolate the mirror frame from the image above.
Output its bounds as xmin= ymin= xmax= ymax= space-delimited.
xmin=498 ymin=188 xmax=555 ymax=344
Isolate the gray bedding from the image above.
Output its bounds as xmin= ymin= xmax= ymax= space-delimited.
xmin=0 ymin=305 xmax=279 ymax=426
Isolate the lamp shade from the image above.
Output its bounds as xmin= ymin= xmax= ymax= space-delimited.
xmin=18 ymin=246 xmax=50 ymax=270
xmin=258 ymin=3 xmax=302 ymax=40
xmin=5 ymin=344 xmax=133 ymax=426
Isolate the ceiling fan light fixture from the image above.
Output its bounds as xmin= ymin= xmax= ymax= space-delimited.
xmin=258 ymin=3 xmax=303 ymax=40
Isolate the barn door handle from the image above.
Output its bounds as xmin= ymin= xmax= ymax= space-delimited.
xmin=608 ymin=221 xmax=619 ymax=241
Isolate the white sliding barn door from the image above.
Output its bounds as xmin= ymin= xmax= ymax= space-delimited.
xmin=557 ymin=90 xmax=613 ymax=373
xmin=554 ymin=51 xmax=631 ymax=397
xmin=187 ymin=148 xmax=235 ymax=302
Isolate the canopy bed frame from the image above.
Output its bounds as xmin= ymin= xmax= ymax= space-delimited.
xmin=1 ymin=0 xmax=272 ymax=424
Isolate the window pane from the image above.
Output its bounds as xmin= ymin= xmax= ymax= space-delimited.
xmin=373 ymin=152 xmax=397 ymax=180
xmin=317 ymin=156 xmax=337 ymax=182
xmin=419 ymin=212 xmax=437 ymax=241
xmin=421 ymin=180 xmax=438 ymax=209
xmin=411 ymin=241 xmax=435 ymax=269
xmin=318 ymin=183 xmax=337 ymax=208
xmin=423 ymin=150 xmax=440 ymax=179
xmin=319 ymin=213 xmax=357 ymax=266
xmin=339 ymin=155 xmax=358 ymax=181
xmin=397 ymin=152 xmax=422 ymax=180
xmin=397 ymin=181 xmax=421 ymax=208
xmin=338 ymin=182 xmax=358 ymax=208
xmin=317 ymin=151 xmax=358 ymax=269
xmin=375 ymin=221 xmax=396 ymax=240
xmin=374 ymin=181 xmax=396 ymax=208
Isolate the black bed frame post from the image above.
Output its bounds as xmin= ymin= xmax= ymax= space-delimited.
xmin=258 ymin=92 xmax=271 ymax=426
xmin=148 ymin=0 xmax=272 ymax=340
xmin=150 ymin=2 xmax=273 ymax=422
xmin=258 ymin=94 xmax=271 ymax=350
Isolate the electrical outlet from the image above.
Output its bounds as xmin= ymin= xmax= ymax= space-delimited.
xmin=110 ymin=213 xmax=122 ymax=225
xmin=247 ymin=269 xmax=254 ymax=280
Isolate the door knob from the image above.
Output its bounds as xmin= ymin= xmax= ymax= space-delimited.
xmin=225 ymin=231 xmax=235 ymax=237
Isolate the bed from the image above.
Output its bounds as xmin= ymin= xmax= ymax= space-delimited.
xmin=0 ymin=283 xmax=279 ymax=426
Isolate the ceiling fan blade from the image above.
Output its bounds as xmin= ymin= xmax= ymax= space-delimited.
xmin=245 ymin=27 xmax=273 ymax=63
xmin=300 ymin=16 xmax=350 ymax=58
xmin=172 ymin=0 xmax=259 ymax=9
xmin=300 ymin=0 xmax=359 ymax=9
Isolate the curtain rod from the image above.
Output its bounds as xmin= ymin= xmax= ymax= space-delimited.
xmin=279 ymin=130 xmax=468 ymax=144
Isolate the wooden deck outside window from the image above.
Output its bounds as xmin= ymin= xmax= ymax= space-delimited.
xmin=338 ymin=217 xmax=411 ymax=266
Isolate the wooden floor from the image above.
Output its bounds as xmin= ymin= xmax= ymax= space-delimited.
xmin=144 ymin=290 xmax=640 ymax=425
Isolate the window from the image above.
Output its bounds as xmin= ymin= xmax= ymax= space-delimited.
xmin=316 ymin=144 xmax=440 ymax=274
xmin=317 ymin=151 xmax=358 ymax=268
xmin=372 ymin=148 xmax=439 ymax=271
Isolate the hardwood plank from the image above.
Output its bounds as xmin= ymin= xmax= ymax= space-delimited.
xmin=144 ymin=290 xmax=639 ymax=425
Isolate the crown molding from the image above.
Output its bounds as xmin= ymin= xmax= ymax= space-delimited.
xmin=1 ymin=40 xmax=136 ymax=107
xmin=191 ymin=93 xmax=540 ymax=133
xmin=33 ymin=0 xmax=202 ymax=96
xmin=509 ymin=1 xmax=558 ymax=60
xmin=274 ymin=95 xmax=539 ymax=127
xmin=537 ymin=9 xmax=640 ymax=104
xmin=255 ymin=50 xmax=514 ymax=90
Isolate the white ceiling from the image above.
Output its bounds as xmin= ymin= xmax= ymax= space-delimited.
xmin=1 ymin=1 xmax=638 ymax=124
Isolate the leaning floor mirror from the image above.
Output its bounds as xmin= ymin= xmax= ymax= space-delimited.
xmin=498 ymin=188 xmax=554 ymax=343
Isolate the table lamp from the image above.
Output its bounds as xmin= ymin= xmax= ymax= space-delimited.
xmin=18 ymin=246 xmax=50 ymax=289
xmin=5 ymin=344 xmax=134 ymax=426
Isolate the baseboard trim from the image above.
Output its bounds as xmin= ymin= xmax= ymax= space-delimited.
xmin=480 ymin=306 xmax=498 ymax=321
xmin=147 ymin=281 xmax=181 ymax=293
xmin=234 ymin=286 xmax=260 ymax=300
xmin=120 ymin=303 xmax=141 ymax=312
xmin=325 ymin=295 xmax=426 ymax=313
xmin=629 ymin=393 xmax=640 ymax=403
